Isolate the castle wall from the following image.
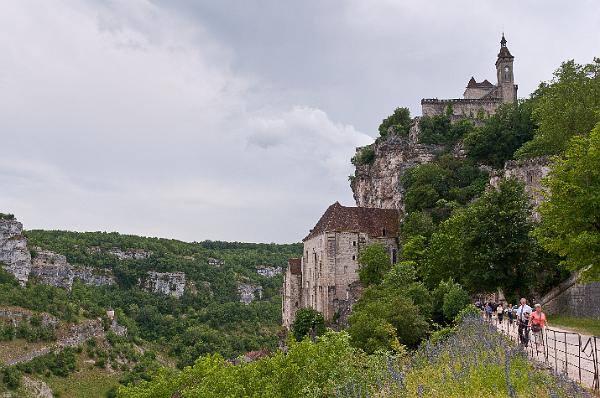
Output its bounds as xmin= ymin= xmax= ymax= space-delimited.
xmin=421 ymin=99 xmax=502 ymax=119
xmin=540 ymin=270 xmax=600 ymax=320
xmin=282 ymin=269 xmax=301 ymax=328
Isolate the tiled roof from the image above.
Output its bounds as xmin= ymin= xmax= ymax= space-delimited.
xmin=467 ymin=77 xmax=495 ymax=89
xmin=304 ymin=202 xmax=399 ymax=241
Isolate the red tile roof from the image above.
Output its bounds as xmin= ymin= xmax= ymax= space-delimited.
xmin=304 ymin=202 xmax=399 ymax=241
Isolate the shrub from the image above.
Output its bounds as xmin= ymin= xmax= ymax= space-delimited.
xmin=2 ymin=367 xmax=22 ymax=389
xmin=358 ymin=244 xmax=392 ymax=286
xmin=291 ymin=308 xmax=325 ymax=341
xmin=351 ymin=146 xmax=375 ymax=166
xmin=379 ymin=107 xmax=412 ymax=137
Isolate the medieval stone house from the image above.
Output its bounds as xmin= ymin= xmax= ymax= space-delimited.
xmin=421 ymin=34 xmax=518 ymax=120
xmin=282 ymin=202 xmax=399 ymax=328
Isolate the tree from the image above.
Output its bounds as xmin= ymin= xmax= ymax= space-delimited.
xmin=464 ymin=101 xmax=536 ymax=168
xmin=515 ymin=59 xmax=600 ymax=158
xmin=401 ymin=211 xmax=434 ymax=239
xmin=348 ymin=263 xmax=430 ymax=352
xmin=291 ymin=308 xmax=325 ymax=341
xmin=378 ymin=107 xmax=412 ymax=137
xmin=422 ymin=179 xmax=537 ymax=296
xmin=533 ymin=123 xmax=600 ymax=280
xmin=357 ymin=244 xmax=391 ymax=286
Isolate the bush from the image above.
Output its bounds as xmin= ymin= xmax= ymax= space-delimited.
xmin=2 ymin=367 xmax=22 ymax=390
xmin=442 ymin=284 xmax=471 ymax=321
xmin=351 ymin=146 xmax=375 ymax=166
xmin=357 ymin=244 xmax=392 ymax=286
xmin=379 ymin=107 xmax=412 ymax=137
xmin=291 ymin=308 xmax=325 ymax=341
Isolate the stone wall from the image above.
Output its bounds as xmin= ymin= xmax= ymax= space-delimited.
xmin=351 ymin=123 xmax=442 ymax=212
xmin=282 ymin=261 xmax=301 ymax=329
xmin=540 ymin=269 xmax=600 ymax=320
xmin=421 ymin=98 xmax=502 ymax=119
xmin=0 ymin=218 xmax=32 ymax=285
xmin=140 ymin=271 xmax=186 ymax=298
xmin=298 ymin=231 xmax=397 ymax=323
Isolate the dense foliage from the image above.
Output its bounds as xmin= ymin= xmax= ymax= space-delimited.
xmin=357 ymin=243 xmax=392 ymax=286
xmin=534 ymin=122 xmax=600 ymax=281
xmin=516 ymin=59 xmax=600 ymax=159
xmin=464 ymin=101 xmax=536 ymax=168
xmin=378 ymin=107 xmax=412 ymax=137
xmin=351 ymin=146 xmax=375 ymax=166
xmin=419 ymin=115 xmax=474 ymax=146
xmin=118 ymin=316 xmax=589 ymax=398
xmin=291 ymin=308 xmax=325 ymax=342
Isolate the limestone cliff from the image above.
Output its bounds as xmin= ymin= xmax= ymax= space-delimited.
xmin=351 ymin=121 xmax=442 ymax=212
xmin=139 ymin=271 xmax=186 ymax=298
xmin=0 ymin=217 xmax=32 ymax=285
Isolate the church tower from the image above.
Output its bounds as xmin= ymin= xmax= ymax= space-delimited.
xmin=495 ymin=34 xmax=517 ymax=103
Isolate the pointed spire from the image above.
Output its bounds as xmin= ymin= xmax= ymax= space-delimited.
xmin=500 ymin=33 xmax=507 ymax=48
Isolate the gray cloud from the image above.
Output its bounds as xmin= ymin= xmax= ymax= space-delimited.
xmin=1 ymin=0 xmax=599 ymax=242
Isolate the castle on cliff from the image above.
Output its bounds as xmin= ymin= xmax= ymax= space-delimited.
xmin=283 ymin=35 xmax=522 ymax=330
xmin=421 ymin=34 xmax=517 ymax=119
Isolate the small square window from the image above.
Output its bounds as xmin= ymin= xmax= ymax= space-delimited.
xmin=352 ymin=241 xmax=357 ymax=247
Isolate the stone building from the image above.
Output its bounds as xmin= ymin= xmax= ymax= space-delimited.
xmin=282 ymin=202 xmax=399 ymax=328
xmin=421 ymin=34 xmax=517 ymax=119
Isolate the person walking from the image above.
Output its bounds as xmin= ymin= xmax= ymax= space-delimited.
xmin=529 ymin=303 xmax=547 ymax=354
xmin=497 ymin=303 xmax=504 ymax=324
xmin=507 ymin=303 xmax=514 ymax=326
xmin=516 ymin=298 xmax=532 ymax=347
xmin=485 ymin=303 xmax=493 ymax=321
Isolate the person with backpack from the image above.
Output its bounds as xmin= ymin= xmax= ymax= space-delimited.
xmin=516 ymin=298 xmax=532 ymax=347
xmin=529 ymin=303 xmax=547 ymax=353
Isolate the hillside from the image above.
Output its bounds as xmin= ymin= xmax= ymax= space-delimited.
xmin=0 ymin=219 xmax=301 ymax=396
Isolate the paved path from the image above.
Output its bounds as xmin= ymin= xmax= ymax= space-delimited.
xmin=491 ymin=317 xmax=599 ymax=391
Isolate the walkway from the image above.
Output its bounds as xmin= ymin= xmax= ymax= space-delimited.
xmin=490 ymin=316 xmax=599 ymax=392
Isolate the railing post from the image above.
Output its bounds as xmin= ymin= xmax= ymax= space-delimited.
xmin=578 ymin=334 xmax=582 ymax=384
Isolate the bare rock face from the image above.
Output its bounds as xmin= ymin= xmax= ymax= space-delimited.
xmin=489 ymin=156 xmax=551 ymax=220
xmin=351 ymin=122 xmax=442 ymax=213
xmin=30 ymin=249 xmax=74 ymax=289
xmin=256 ymin=266 xmax=282 ymax=277
xmin=0 ymin=217 xmax=32 ymax=285
xmin=237 ymin=282 xmax=263 ymax=304
xmin=108 ymin=248 xmax=152 ymax=260
xmin=140 ymin=271 xmax=186 ymax=298
xmin=31 ymin=248 xmax=115 ymax=290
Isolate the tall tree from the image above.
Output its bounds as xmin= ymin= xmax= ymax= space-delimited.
xmin=533 ymin=123 xmax=600 ymax=281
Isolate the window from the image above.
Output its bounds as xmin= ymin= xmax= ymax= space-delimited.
xmin=352 ymin=241 xmax=357 ymax=247
xmin=382 ymin=228 xmax=387 ymax=237
xmin=352 ymin=255 xmax=356 ymax=261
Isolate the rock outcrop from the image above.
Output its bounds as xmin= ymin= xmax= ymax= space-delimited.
xmin=489 ymin=156 xmax=551 ymax=219
xmin=256 ymin=266 xmax=282 ymax=277
xmin=30 ymin=249 xmax=115 ymax=290
xmin=351 ymin=122 xmax=442 ymax=213
xmin=0 ymin=217 xmax=32 ymax=285
xmin=237 ymin=282 xmax=263 ymax=304
xmin=139 ymin=271 xmax=186 ymax=298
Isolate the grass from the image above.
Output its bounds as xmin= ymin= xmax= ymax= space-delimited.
xmin=0 ymin=338 xmax=49 ymax=365
xmin=547 ymin=315 xmax=600 ymax=337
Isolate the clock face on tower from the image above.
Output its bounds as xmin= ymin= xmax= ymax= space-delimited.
xmin=504 ymin=66 xmax=510 ymax=72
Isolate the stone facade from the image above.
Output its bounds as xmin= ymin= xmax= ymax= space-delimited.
xmin=139 ymin=271 xmax=186 ymax=298
xmin=489 ymin=156 xmax=551 ymax=220
xmin=282 ymin=203 xmax=399 ymax=328
xmin=0 ymin=217 xmax=32 ymax=285
xmin=540 ymin=269 xmax=600 ymax=320
xmin=421 ymin=35 xmax=517 ymax=118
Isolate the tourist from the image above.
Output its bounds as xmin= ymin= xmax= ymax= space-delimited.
xmin=529 ymin=303 xmax=547 ymax=353
xmin=497 ymin=303 xmax=504 ymax=324
xmin=485 ymin=303 xmax=493 ymax=321
xmin=507 ymin=303 xmax=514 ymax=325
xmin=516 ymin=298 xmax=532 ymax=346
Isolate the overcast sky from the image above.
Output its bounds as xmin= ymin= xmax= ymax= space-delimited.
xmin=1 ymin=1 xmax=598 ymax=243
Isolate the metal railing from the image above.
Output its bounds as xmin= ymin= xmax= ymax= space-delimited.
xmin=487 ymin=315 xmax=599 ymax=391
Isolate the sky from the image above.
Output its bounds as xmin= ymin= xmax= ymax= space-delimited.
xmin=0 ymin=1 xmax=599 ymax=243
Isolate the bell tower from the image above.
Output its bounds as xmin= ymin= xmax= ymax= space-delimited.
xmin=495 ymin=34 xmax=517 ymax=103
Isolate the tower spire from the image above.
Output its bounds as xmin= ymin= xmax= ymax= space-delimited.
xmin=500 ymin=33 xmax=507 ymax=48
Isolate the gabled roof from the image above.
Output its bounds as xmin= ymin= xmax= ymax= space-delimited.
xmin=304 ymin=202 xmax=399 ymax=241
xmin=467 ymin=77 xmax=495 ymax=89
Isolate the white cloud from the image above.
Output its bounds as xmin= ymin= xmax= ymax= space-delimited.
xmin=0 ymin=0 xmax=369 ymax=242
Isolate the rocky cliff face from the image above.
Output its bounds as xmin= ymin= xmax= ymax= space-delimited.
xmin=237 ymin=282 xmax=263 ymax=304
xmin=489 ymin=156 xmax=551 ymax=219
xmin=351 ymin=122 xmax=442 ymax=212
xmin=0 ymin=217 xmax=32 ymax=285
xmin=140 ymin=271 xmax=186 ymax=298
xmin=30 ymin=248 xmax=115 ymax=290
